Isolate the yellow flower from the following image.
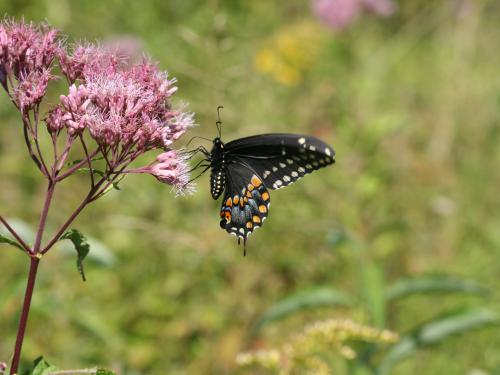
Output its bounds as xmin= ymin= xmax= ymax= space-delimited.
xmin=254 ymin=21 xmax=325 ymax=86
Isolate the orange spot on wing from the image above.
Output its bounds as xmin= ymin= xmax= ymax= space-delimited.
xmin=251 ymin=175 xmax=262 ymax=187
xmin=225 ymin=212 xmax=231 ymax=221
xmin=225 ymin=198 xmax=232 ymax=207
xmin=247 ymin=184 xmax=254 ymax=191
xmin=233 ymin=196 xmax=239 ymax=205
xmin=261 ymin=192 xmax=270 ymax=201
xmin=253 ymin=215 xmax=261 ymax=223
xmin=259 ymin=205 xmax=267 ymax=213
xmin=246 ymin=222 xmax=253 ymax=229
xmin=246 ymin=190 xmax=253 ymax=198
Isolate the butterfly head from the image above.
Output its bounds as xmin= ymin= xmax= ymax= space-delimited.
xmin=213 ymin=137 xmax=224 ymax=148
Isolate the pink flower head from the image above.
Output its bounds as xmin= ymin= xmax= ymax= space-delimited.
xmin=312 ymin=0 xmax=395 ymax=31
xmin=49 ymin=45 xmax=194 ymax=154
xmin=14 ymin=68 xmax=54 ymax=112
xmin=0 ymin=19 xmax=60 ymax=86
xmin=59 ymin=43 xmax=121 ymax=83
xmin=141 ymin=151 xmax=195 ymax=195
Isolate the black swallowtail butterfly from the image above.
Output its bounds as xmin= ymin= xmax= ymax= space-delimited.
xmin=191 ymin=107 xmax=335 ymax=254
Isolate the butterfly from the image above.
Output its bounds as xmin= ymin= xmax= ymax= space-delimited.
xmin=190 ymin=107 xmax=335 ymax=254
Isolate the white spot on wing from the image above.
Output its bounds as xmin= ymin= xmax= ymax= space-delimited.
xmin=291 ymin=171 xmax=298 ymax=178
xmin=298 ymin=137 xmax=306 ymax=144
xmin=279 ymin=162 xmax=286 ymax=168
xmin=325 ymin=148 xmax=331 ymax=156
xmin=309 ymin=145 xmax=316 ymax=151
xmin=283 ymin=175 xmax=291 ymax=182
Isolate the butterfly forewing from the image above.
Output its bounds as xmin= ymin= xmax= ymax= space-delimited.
xmin=225 ymin=134 xmax=335 ymax=189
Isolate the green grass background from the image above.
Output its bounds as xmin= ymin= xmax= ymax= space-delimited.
xmin=1 ymin=0 xmax=500 ymax=374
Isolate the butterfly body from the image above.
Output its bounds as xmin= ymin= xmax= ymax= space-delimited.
xmin=207 ymin=134 xmax=335 ymax=247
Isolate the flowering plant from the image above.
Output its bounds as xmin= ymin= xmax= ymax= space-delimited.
xmin=0 ymin=19 xmax=194 ymax=374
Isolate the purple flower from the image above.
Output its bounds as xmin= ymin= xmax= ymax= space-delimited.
xmin=312 ymin=0 xmax=395 ymax=31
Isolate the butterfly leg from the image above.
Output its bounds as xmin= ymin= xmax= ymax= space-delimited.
xmin=188 ymin=164 xmax=211 ymax=183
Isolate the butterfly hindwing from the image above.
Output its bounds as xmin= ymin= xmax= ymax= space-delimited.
xmin=224 ymin=134 xmax=335 ymax=190
xmin=219 ymin=161 xmax=270 ymax=241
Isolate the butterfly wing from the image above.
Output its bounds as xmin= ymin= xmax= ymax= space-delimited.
xmin=219 ymin=159 xmax=271 ymax=242
xmin=224 ymin=134 xmax=335 ymax=190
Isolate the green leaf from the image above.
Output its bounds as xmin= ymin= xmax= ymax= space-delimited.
xmin=76 ymin=167 xmax=105 ymax=177
xmin=57 ymin=234 xmax=116 ymax=266
xmin=61 ymin=229 xmax=90 ymax=282
xmin=252 ymin=288 xmax=351 ymax=334
xmin=0 ymin=233 xmax=24 ymax=250
xmin=418 ymin=308 xmax=497 ymax=344
xmin=385 ymin=276 xmax=489 ymax=301
xmin=23 ymin=357 xmax=58 ymax=375
xmin=377 ymin=308 xmax=498 ymax=375
xmin=67 ymin=156 xmax=104 ymax=166
xmin=95 ymin=369 xmax=116 ymax=375
xmin=361 ymin=263 xmax=385 ymax=328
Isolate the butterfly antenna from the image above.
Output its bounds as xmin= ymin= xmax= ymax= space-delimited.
xmin=216 ymin=105 xmax=224 ymax=138
xmin=185 ymin=135 xmax=212 ymax=148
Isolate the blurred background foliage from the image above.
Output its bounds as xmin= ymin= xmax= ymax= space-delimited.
xmin=1 ymin=0 xmax=500 ymax=374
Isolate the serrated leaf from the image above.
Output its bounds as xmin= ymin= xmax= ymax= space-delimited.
xmin=57 ymin=235 xmax=116 ymax=266
xmin=385 ymin=276 xmax=489 ymax=301
xmin=253 ymin=288 xmax=351 ymax=333
xmin=377 ymin=308 xmax=498 ymax=375
xmin=24 ymin=357 xmax=58 ymax=375
xmin=60 ymin=229 xmax=90 ymax=282
xmin=0 ymin=233 xmax=24 ymax=250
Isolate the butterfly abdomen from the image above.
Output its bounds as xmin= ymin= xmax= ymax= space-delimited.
xmin=210 ymin=139 xmax=226 ymax=199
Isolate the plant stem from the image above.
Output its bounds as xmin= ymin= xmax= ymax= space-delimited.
xmin=9 ymin=258 xmax=40 ymax=375
xmin=9 ymin=181 xmax=55 ymax=374
xmin=33 ymin=182 xmax=56 ymax=253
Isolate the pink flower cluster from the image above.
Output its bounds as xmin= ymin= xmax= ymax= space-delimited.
xmin=312 ymin=0 xmax=395 ymax=31
xmin=48 ymin=45 xmax=193 ymax=153
xmin=0 ymin=19 xmax=195 ymax=194
xmin=0 ymin=19 xmax=59 ymax=111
